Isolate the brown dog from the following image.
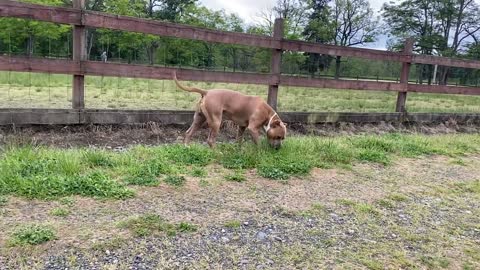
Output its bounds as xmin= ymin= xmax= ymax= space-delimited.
xmin=173 ymin=72 xmax=287 ymax=149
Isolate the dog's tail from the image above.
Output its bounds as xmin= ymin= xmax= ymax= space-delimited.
xmin=173 ymin=71 xmax=207 ymax=96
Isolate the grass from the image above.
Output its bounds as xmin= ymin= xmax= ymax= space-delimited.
xmin=190 ymin=167 xmax=208 ymax=177
xmin=224 ymin=220 xmax=242 ymax=229
xmin=1 ymin=71 xmax=480 ymax=113
xmin=0 ymin=134 xmax=479 ymax=199
xmin=49 ymin=207 xmax=70 ymax=217
xmin=8 ymin=224 xmax=56 ymax=246
xmin=119 ymin=214 xmax=196 ymax=237
xmin=224 ymin=171 xmax=247 ymax=182
xmin=0 ymin=196 xmax=7 ymax=207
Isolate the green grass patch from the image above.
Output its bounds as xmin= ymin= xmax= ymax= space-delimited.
xmin=300 ymin=203 xmax=326 ymax=217
xmin=164 ymin=175 xmax=186 ymax=187
xmin=59 ymin=197 xmax=75 ymax=206
xmin=0 ymin=147 xmax=133 ymax=199
xmin=0 ymin=196 xmax=7 ymax=207
xmin=92 ymin=237 xmax=128 ymax=252
xmin=82 ymin=149 xmax=115 ymax=167
xmin=376 ymin=199 xmax=395 ymax=209
xmin=190 ymin=166 xmax=208 ymax=177
xmin=336 ymin=199 xmax=380 ymax=216
xmin=420 ymin=255 xmax=451 ymax=269
xmin=387 ymin=193 xmax=409 ymax=202
xmin=8 ymin=224 xmax=57 ymax=246
xmin=0 ymin=134 xmax=479 ymax=200
xmin=119 ymin=214 xmax=196 ymax=237
xmin=353 ymin=202 xmax=380 ymax=216
xmin=49 ymin=207 xmax=70 ymax=217
xmin=224 ymin=171 xmax=247 ymax=182
xmin=163 ymin=144 xmax=213 ymax=166
xmin=453 ymin=180 xmax=480 ymax=194
xmin=68 ymin=171 xmax=134 ymax=199
xmin=224 ymin=220 xmax=242 ymax=229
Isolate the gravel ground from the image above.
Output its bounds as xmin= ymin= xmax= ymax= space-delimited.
xmin=1 ymin=153 xmax=480 ymax=269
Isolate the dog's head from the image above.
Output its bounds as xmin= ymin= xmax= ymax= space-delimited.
xmin=266 ymin=119 xmax=287 ymax=150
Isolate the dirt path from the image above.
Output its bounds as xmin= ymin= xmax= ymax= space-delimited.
xmin=1 ymin=154 xmax=479 ymax=269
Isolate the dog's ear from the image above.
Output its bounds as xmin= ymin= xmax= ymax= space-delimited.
xmin=271 ymin=120 xmax=281 ymax=127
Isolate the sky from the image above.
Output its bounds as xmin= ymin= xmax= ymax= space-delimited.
xmin=199 ymin=0 xmax=389 ymax=49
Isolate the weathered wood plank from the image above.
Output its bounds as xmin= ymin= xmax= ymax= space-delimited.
xmin=0 ymin=0 xmax=81 ymax=24
xmin=2 ymin=109 xmax=480 ymax=125
xmin=0 ymin=55 xmax=80 ymax=74
xmin=396 ymin=38 xmax=414 ymax=112
xmin=72 ymin=0 xmax=85 ymax=109
xmin=2 ymin=56 xmax=480 ymax=95
xmin=82 ymin=11 xmax=280 ymax=49
xmin=267 ymin=18 xmax=284 ymax=110
xmin=282 ymin=40 xmax=409 ymax=62
xmin=413 ymin=55 xmax=480 ymax=70
xmin=279 ymin=76 xmax=405 ymax=92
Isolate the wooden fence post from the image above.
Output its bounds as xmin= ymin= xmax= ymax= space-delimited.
xmin=267 ymin=18 xmax=284 ymax=111
xmin=395 ymin=38 xmax=414 ymax=113
xmin=72 ymin=0 xmax=85 ymax=109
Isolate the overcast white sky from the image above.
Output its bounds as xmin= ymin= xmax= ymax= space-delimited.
xmin=199 ymin=0 xmax=388 ymax=49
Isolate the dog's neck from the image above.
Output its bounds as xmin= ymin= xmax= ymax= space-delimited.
xmin=263 ymin=112 xmax=278 ymax=132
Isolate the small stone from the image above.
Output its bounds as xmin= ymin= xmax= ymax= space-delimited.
xmin=221 ymin=237 xmax=230 ymax=243
xmin=273 ymin=236 xmax=283 ymax=242
xmin=244 ymin=221 xmax=249 ymax=226
xmin=347 ymin=229 xmax=355 ymax=235
xmin=221 ymin=229 xmax=226 ymax=233
xmin=465 ymin=210 xmax=472 ymax=214
xmin=105 ymin=250 xmax=110 ymax=255
xmin=391 ymin=234 xmax=397 ymax=238
xmin=240 ymin=259 xmax=249 ymax=264
xmin=256 ymin=231 xmax=267 ymax=241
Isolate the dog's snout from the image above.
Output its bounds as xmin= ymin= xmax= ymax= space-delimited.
xmin=270 ymin=140 xmax=282 ymax=150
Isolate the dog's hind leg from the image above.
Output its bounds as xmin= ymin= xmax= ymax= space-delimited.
xmin=184 ymin=111 xmax=206 ymax=145
xmin=206 ymin=121 xmax=221 ymax=148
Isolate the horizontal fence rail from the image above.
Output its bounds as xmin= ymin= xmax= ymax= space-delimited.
xmin=1 ymin=0 xmax=480 ymax=118
xmin=1 ymin=109 xmax=480 ymax=125
xmin=5 ymin=55 xmax=476 ymax=95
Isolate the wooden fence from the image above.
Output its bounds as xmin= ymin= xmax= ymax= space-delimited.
xmin=1 ymin=0 xmax=480 ymax=119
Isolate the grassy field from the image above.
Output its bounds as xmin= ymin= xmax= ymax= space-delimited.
xmin=1 ymin=71 xmax=480 ymax=112
xmin=1 ymin=134 xmax=480 ymax=268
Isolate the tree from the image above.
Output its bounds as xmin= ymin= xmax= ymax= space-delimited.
xmin=302 ymin=0 xmax=334 ymax=76
xmin=434 ymin=0 xmax=480 ymax=84
xmin=255 ymin=0 xmax=308 ymax=39
xmin=383 ymin=0 xmax=480 ymax=85
xmin=331 ymin=0 xmax=377 ymax=78
xmin=0 ymin=0 xmax=70 ymax=57
xmin=383 ymin=0 xmax=438 ymax=84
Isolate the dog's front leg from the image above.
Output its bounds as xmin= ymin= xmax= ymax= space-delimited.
xmin=237 ymin=126 xmax=246 ymax=144
xmin=248 ymin=127 xmax=261 ymax=145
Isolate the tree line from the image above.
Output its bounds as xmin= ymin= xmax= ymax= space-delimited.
xmin=0 ymin=0 xmax=479 ymax=86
